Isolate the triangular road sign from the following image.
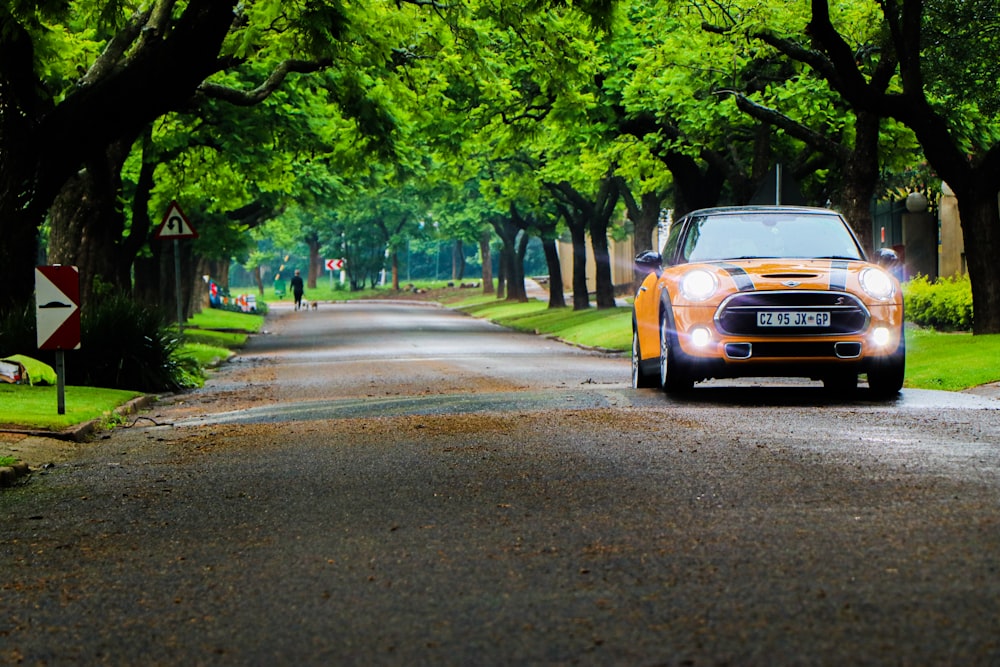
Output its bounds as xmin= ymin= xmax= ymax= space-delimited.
xmin=154 ymin=200 xmax=198 ymax=239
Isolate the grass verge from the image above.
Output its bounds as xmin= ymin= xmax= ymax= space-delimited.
xmin=0 ymin=384 xmax=142 ymax=431
xmin=904 ymin=329 xmax=1000 ymax=391
xmin=0 ymin=308 xmax=258 ymax=431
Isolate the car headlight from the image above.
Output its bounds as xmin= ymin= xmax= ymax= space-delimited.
xmin=860 ymin=268 xmax=895 ymax=300
xmin=680 ymin=269 xmax=718 ymax=301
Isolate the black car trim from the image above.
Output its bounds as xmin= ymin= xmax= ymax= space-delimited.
xmin=713 ymin=290 xmax=871 ymax=336
xmin=715 ymin=262 xmax=756 ymax=292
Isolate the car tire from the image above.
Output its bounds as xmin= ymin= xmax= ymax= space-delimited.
xmin=632 ymin=324 xmax=658 ymax=389
xmin=867 ymin=339 xmax=906 ymax=398
xmin=659 ymin=313 xmax=693 ymax=393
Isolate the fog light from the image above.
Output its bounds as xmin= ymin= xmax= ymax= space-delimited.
xmin=690 ymin=327 xmax=712 ymax=348
xmin=872 ymin=327 xmax=891 ymax=347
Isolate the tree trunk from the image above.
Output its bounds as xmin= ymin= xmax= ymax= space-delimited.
xmin=0 ymin=22 xmax=45 ymax=311
xmin=590 ymin=220 xmax=616 ymax=309
xmin=255 ymin=266 xmax=264 ymax=296
xmin=507 ymin=232 xmax=528 ymax=302
xmin=839 ymin=115 xmax=879 ymax=254
xmin=493 ymin=217 xmax=523 ymax=301
xmin=496 ymin=249 xmax=507 ymax=300
xmin=452 ymin=240 xmax=465 ymax=280
xmin=307 ymin=235 xmax=321 ymax=289
xmin=957 ymin=189 xmax=1000 ymax=335
xmin=542 ymin=238 xmax=566 ymax=308
xmin=391 ymin=250 xmax=400 ymax=291
xmin=479 ymin=230 xmax=495 ymax=294
xmin=47 ymin=139 xmax=132 ymax=307
xmin=569 ymin=220 xmax=590 ymax=310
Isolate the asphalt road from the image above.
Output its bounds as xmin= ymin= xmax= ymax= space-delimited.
xmin=2 ymin=301 xmax=999 ymax=666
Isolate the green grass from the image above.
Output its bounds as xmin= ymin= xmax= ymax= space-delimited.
xmin=186 ymin=309 xmax=264 ymax=332
xmin=903 ymin=329 xmax=1000 ymax=391
xmin=0 ymin=456 xmax=17 ymax=466
xmin=177 ymin=342 xmax=233 ymax=368
xmin=178 ymin=308 xmax=263 ymax=349
xmin=461 ymin=300 xmax=632 ymax=350
xmin=182 ymin=328 xmax=249 ymax=348
xmin=0 ymin=384 xmax=142 ymax=430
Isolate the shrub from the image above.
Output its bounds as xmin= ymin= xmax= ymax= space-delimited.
xmin=76 ymin=294 xmax=199 ymax=392
xmin=903 ymin=274 xmax=974 ymax=330
xmin=0 ymin=304 xmax=38 ymax=356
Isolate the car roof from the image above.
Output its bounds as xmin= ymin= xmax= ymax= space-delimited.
xmin=682 ymin=205 xmax=842 ymax=218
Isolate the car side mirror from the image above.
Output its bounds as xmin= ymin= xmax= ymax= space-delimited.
xmin=875 ymin=247 xmax=900 ymax=269
xmin=635 ymin=250 xmax=663 ymax=276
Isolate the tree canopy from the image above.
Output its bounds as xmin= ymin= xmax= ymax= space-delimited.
xmin=2 ymin=0 xmax=1000 ymax=331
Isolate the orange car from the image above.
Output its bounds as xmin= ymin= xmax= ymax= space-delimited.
xmin=632 ymin=206 xmax=905 ymax=396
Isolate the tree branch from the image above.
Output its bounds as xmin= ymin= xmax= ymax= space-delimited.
xmin=198 ymin=58 xmax=332 ymax=106
xmin=80 ymin=7 xmax=153 ymax=86
xmin=728 ymin=91 xmax=849 ymax=160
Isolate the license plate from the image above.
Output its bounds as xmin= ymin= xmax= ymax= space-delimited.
xmin=757 ymin=311 xmax=831 ymax=327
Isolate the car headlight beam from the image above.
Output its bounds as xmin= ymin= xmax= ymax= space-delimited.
xmin=680 ymin=269 xmax=718 ymax=302
xmin=690 ymin=327 xmax=712 ymax=348
xmin=860 ymin=268 xmax=895 ymax=300
xmin=872 ymin=326 xmax=892 ymax=347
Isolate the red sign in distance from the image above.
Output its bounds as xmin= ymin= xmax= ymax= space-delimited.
xmin=35 ymin=265 xmax=81 ymax=350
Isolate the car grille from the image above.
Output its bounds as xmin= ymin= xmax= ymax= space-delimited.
xmin=715 ymin=290 xmax=869 ymax=336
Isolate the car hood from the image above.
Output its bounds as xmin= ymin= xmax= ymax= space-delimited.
xmin=702 ymin=258 xmax=870 ymax=292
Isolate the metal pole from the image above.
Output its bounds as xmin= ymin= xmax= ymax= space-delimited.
xmin=56 ymin=350 xmax=66 ymax=415
xmin=775 ymin=163 xmax=782 ymax=206
xmin=174 ymin=239 xmax=184 ymax=334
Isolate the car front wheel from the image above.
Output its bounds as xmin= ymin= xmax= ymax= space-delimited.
xmin=867 ymin=339 xmax=906 ymax=398
xmin=659 ymin=314 xmax=693 ymax=393
xmin=632 ymin=326 xmax=658 ymax=389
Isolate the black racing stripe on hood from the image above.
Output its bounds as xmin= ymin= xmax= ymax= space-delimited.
xmin=829 ymin=260 xmax=849 ymax=291
xmin=715 ymin=262 xmax=755 ymax=292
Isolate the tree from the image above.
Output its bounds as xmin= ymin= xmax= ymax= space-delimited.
xmin=2 ymin=0 xmax=253 ymax=309
xmin=0 ymin=0 xmax=456 ymax=310
xmin=760 ymin=0 xmax=1000 ymax=334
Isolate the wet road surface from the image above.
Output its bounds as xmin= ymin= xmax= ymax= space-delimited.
xmin=2 ymin=301 xmax=999 ymax=665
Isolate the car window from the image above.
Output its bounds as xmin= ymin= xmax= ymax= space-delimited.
xmin=661 ymin=216 xmax=688 ymax=260
xmin=682 ymin=212 xmax=864 ymax=262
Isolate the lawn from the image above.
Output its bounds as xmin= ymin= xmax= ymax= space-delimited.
xmin=0 ymin=308 xmax=255 ymax=431
xmin=0 ymin=383 xmax=141 ymax=431
xmin=904 ymin=328 xmax=1000 ymax=391
xmin=179 ymin=308 xmax=263 ymax=352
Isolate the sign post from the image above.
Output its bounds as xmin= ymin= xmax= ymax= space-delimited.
xmin=153 ymin=201 xmax=198 ymax=333
xmin=35 ymin=265 xmax=81 ymax=415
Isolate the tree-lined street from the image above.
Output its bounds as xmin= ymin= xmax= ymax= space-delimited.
xmin=3 ymin=303 xmax=999 ymax=665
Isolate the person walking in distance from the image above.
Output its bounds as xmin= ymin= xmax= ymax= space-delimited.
xmin=291 ymin=269 xmax=305 ymax=310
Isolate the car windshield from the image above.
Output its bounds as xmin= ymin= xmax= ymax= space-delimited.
xmin=682 ymin=211 xmax=864 ymax=262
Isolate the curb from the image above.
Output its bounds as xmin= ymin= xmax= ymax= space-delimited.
xmin=0 ymin=394 xmax=157 ymax=487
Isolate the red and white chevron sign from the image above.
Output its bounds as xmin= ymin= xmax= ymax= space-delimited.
xmin=35 ymin=265 xmax=81 ymax=350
